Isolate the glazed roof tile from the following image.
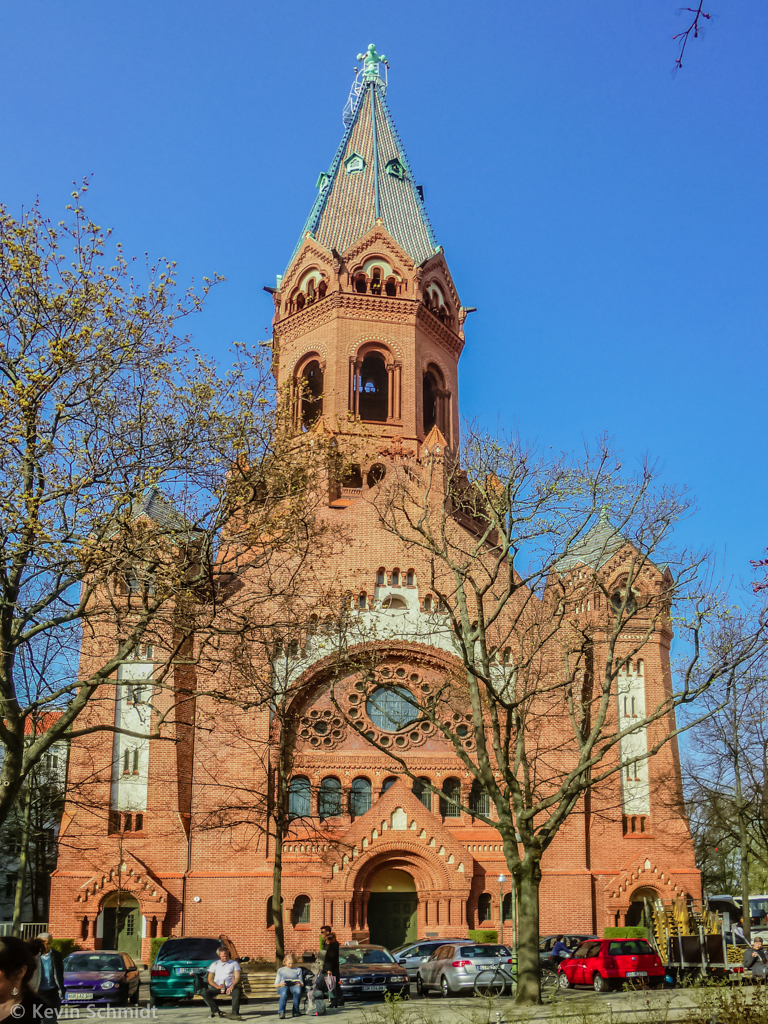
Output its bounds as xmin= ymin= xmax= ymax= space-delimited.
xmin=556 ymin=517 xmax=627 ymax=572
xmin=289 ymin=81 xmax=438 ymax=270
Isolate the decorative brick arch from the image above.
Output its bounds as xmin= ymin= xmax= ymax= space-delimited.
xmin=73 ymin=852 xmax=170 ymax=946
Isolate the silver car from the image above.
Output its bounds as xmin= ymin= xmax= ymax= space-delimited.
xmin=393 ymin=939 xmax=467 ymax=982
xmin=416 ymin=942 xmax=514 ymax=997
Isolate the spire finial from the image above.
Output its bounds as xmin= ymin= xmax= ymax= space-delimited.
xmin=599 ymin=504 xmax=610 ymax=525
xmin=357 ymin=43 xmax=388 ymax=81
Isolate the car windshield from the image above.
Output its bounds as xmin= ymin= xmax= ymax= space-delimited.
xmin=155 ymin=938 xmax=222 ymax=962
xmin=340 ymin=948 xmax=395 ymax=965
xmin=458 ymin=946 xmax=511 ymax=958
xmin=608 ymin=941 xmax=654 ymax=956
xmin=64 ymin=954 xmax=124 ymax=972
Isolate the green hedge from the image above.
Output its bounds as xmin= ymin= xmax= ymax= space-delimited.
xmin=51 ymin=939 xmax=80 ymax=957
xmin=468 ymin=929 xmax=498 ymax=944
xmin=150 ymin=937 xmax=168 ymax=965
xmin=603 ymin=927 xmax=649 ymax=940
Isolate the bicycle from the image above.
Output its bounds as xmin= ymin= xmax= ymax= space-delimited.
xmin=540 ymin=961 xmax=559 ymax=990
xmin=473 ymin=957 xmax=516 ymax=998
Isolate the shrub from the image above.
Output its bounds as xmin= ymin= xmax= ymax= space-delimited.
xmin=604 ymin=927 xmax=649 ymax=940
xmin=468 ymin=929 xmax=498 ymax=944
xmin=50 ymin=939 xmax=79 ymax=957
xmin=150 ymin=937 xmax=168 ymax=965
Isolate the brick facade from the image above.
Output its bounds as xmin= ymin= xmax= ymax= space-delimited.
xmin=49 ymin=56 xmax=699 ymax=961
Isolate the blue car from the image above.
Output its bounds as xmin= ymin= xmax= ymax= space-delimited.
xmin=63 ymin=950 xmax=142 ymax=1006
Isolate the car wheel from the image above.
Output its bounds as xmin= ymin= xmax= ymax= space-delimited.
xmin=593 ymin=973 xmax=608 ymax=993
xmin=558 ymin=972 xmax=571 ymax=990
xmin=440 ymin=975 xmax=453 ymax=998
xmin=416 ymin=975 xmax=425 ymax=997
xmin=130 ymin=985 xmax=140 ymax=1005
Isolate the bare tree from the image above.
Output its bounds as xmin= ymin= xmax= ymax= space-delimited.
xmin=0 ymin=185 xmax=333 ymax=833
xmin=324 ymin=428 xmax=766 ymax=1004
xmin=683 ymin=648 xmax=768 ymax=935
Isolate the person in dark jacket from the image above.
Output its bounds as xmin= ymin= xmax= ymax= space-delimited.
xmin=744 ymin=937 xmax=768 ymax=979
xmin=37 ymin=933 xmax=64 ymax=1012
xmin=319 ymin=928 xmax=342 ymax=1008
xmin=0 ymin=936 xmax=55 ymax=1020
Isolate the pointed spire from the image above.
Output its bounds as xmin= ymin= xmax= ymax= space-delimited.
xmin=287 ymin=47 xmax=439 ymax=271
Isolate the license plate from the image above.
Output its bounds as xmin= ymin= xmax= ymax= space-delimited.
xmin=67 ymin=993 xmax=93 ymax=1000
xmin=177 ymin=968 xmax=197 ymax=974
xmin=625 ymin=971 xmax=647 ymax=977
xmin=362 ymin=985 xmax=386 ymax=992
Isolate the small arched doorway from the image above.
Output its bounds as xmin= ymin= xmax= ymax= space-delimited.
xmin=101 ymin=892 xmax=141 ymax=960
xmin=625 ymin=886 xmax=660 ymax=927
xmin=367 ymin=868 xmax=417 ymax=949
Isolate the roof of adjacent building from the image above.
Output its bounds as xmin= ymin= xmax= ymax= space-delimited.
xmin=556 ymin=514 xmax=628 ymax=572
xmin=288 ymin=50 xmax=439 ymax=271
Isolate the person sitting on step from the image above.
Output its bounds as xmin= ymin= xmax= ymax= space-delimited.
xmin=201 ymin=945 xmax=242 ymax=1020
xmin=275 ymin=953 xmax=304 ymax=1019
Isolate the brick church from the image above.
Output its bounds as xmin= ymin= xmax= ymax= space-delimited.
xmin=49 ymin=46 xmax=700 ymax=962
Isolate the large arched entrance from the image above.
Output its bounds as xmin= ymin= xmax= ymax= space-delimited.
xmin=101 ymin=893 xmax=141 ymax=960
xmin=625 ymin=886 xmax=661 ymax=927
xmin=367 ymin=869 xmax=417 ymax=949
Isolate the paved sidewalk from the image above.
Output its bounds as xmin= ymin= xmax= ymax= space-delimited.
xmin=62 ymin=986 xmax=716 ymax=1024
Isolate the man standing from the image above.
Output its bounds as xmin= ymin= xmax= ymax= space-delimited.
xmin=202 ymin=946 xmax=242 ymax=1020
xmin=37 ymin=932 xmax=64 ymax=1013
xmin=743 ymin=937 xmax=767 ymax=979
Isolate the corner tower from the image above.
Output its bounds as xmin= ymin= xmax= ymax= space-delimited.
xmin=269 ymin=45 xmax=468 ymax=450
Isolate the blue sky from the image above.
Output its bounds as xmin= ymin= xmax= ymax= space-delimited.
xmin=1 ymin=0 xmax=764 ymax=600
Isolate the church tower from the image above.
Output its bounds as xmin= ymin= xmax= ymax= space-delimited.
xmin=269 ymin=45 xmax=467 ymax=451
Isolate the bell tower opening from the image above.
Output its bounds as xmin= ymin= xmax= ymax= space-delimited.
xmin=367 ymin=868 xmax=417 ymax=948
xmin=298 ymin=359 xmax=323 ymax=429
xmin=358 ymin=353 xmax=388 ymax=422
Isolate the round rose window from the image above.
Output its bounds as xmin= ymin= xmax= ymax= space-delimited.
xmin=366 ymin=687 xmax=417 ymax=732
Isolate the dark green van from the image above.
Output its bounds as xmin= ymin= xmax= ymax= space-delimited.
xmin=150 ymin=936 xmax=243 ymax=1006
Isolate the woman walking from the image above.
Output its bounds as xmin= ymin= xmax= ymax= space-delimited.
xmin=319 ymin=928 xmax=342 ymax=1008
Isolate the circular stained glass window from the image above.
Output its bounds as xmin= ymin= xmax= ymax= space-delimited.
xmin=366 ymin=687 xmax=417 ymax=732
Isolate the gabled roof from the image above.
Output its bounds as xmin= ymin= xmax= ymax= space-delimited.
xmin=288 ymin=55 xmax=439 ymax=271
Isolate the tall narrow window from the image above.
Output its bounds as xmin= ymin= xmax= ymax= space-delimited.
xmin=358 ymin=354 xmax=388 ymax=422
xmin=318 ymin=777 xmax=342 ymax=820
xmin=132 ymin=749 xmax=139 ymax=774
xmin=299 ymin=360 xmax=323 ymax=429
xmin=423 ymin=371 xmax=439 ymax=433
xmin=292 ymin=895 xmax=311 ymax=925
xmin=391 ymin=569 xmax=400 ymax=586
xmin=469 ymin=781 xmax=489 ymax=817
xmin=477 ymin=893 xmax=492 ymax=922
xmin=441 ymin=778 xmax=462 ymax=818
xmin=288 ymin=776 xmax=311 ymax=820
xmin=413 ymin=777 xmax=432 ymax=810
xmin=349 ymin=777 xmax=372 ymax=817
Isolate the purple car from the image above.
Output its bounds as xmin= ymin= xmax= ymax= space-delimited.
xmin=63 ymin=950 xmax=142 ymax=1006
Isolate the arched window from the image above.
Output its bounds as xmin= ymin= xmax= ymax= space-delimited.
xmin=349 ymin=777 xmax=372 ymax=818
xmin=318 ymin=777 xmax=342 ymax=820
xmin=441 ymin=777 xmax=461 ymax=818
xmin=477 ymin=893 xmax=492 ymax=923
xmin=385 ymin=277 xmax=397 ymax=297
xmin=469 ymin=781 xmax=489 ymax=817
xmin=296 ymin=293 xmax=305 ymax=311
xmin=502 ymin=892 xmax=513 ymax=922
xmin=370 ymin=268 xmax=382 ymax=295
xmin=611 ymin=584 xmax=637 ymax=615
xmin=423 ymin=370 xmax=440 ymax=433
xmin=367 ymin=464 xmax=386 ymax=488
xmin=391 ymin=569 xmax=400 ymax=586
xmin=405 ymin=570 xmax=415 ymax=586
xmin=318 ymin=280 xmax=327 ymax=299
xmin=357 ymin=593 xmax=367 ymax=610
xmin=355 ymin=275 xmax=367 ymax=293
xmin=376 ymin=568 xmax=386 ymax=586
xmin=358 ymin=353 xmax=388 ymax=422
xmin=292 ymin=895 xmax=311 ymax=925
xmin=299 ymin=360 xmax=323 ymax=429
xmin=413 ymin=777 xmax=432 ymax=810
xmin=423 ymin=595 xmax=433 ymax=613
xmin=288 ymin=776 xmax=311 ymax=820
xmin=306 ymin=279 xmax=316 ymax=304
xmin=381 ymin=777 xmax=398 ymax=795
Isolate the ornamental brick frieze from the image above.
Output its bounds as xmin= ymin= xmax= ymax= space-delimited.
xmin=415 ymin=305 xmax=464 ymax=357
xmin=343 ymin=229 xmax=415 ymax=270
xmin=281 ymin=239 xmax=335 ymax=291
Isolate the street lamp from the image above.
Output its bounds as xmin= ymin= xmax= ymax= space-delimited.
xmin=497 ymin=873 xmax=506 ymax=938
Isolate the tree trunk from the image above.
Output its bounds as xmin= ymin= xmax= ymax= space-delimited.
xmin=515 ymin=856 xmax=543 ymax=1006
xmin=733 ymin=700 xmax=751 ymax=941
xmin=12 ymin=789 xmax=32 ymax=936
xmin=271 ymin=830 xmax=285 ymax=967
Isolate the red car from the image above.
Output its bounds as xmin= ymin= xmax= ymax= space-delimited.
xmin=557 ymin=938 xmax=665 ymax=992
